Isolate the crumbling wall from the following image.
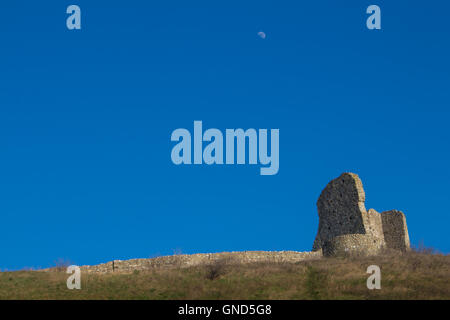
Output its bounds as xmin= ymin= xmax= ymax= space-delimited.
xmin=313 ymin=173 xmax=367 ymax=251
xmin=80 ymin=250 xmax=323 ymax=274
xmin=313 ymin=172 xmax=410 ymax=256
xmin=73 ymin=172 xmax=412 ymax=274
xmin=381 ymin=210 xmax=410 ymax=251
xmin=322 ymin=234 xmax=382 ymax=257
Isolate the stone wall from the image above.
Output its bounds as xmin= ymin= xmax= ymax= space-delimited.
xmin=381 ymin=210 xmax=410 ymax=251
xmin=322 ymin=234 xmax=383 ymax=257
xmin=80 ymin=251 xmax=323 ymax=274
xmin=313 ymin=172 xmax=410 ymax=256
xmin=313 ymin=172 xmax=367 ymax=251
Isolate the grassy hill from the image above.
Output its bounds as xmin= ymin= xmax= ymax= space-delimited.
xmin=0 ymin=250 xmax=448 ymax=300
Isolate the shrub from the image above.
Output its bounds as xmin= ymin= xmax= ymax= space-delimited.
xmin=204 ymin=258 xmax=231 ymax=280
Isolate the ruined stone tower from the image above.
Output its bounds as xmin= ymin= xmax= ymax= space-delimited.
xmin=313 ymin=173 xmax=410 ymax=256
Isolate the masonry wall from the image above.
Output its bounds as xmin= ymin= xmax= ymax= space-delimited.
xmin=313 ymin=173 xmax=368 ymax=251
xmin=80 ymin=251 xmax=323 ymax=274
xmin=381 ymin=210 xmax=410 ymax=251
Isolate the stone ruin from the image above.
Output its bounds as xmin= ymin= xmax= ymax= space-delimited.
xmin=62 ymin=172 xmax=411 ymax=274
xmin=312 ymin=172 xmax=410 ymax=257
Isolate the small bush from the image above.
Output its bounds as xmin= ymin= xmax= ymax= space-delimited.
xmin=50 ymin=258 xmax=72 ymax=272
xmin=412 ymin=240 xmax=438 ymax=255
xmin=204 ymin=258 xmax=231 ymax=280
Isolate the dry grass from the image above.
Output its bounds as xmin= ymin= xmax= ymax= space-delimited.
xmin=0 ymin=250 xmax=448 ymax=300
xmin=48 ymin=258 xmax=72 ymax=273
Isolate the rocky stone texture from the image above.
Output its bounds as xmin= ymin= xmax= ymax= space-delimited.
xmin=313 ymin=173 xmax=367 ymax=251
xmin=381 ymin=210 xmax=410 ymax=251
xmin=313 ymin=172 xmax=410 ymax=256
xmin=80 ymin=251 xmax=323 ymax=274
xmin=364 ymin=209 xmax=385 ymax=245
xmin=322 ymin=234 xmax=382 ymax=257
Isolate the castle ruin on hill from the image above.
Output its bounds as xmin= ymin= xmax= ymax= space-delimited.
xmin=312 ymin=172 xmax=410 ymax=257
xmin=78 ymin=172 xmax=410 ymax=273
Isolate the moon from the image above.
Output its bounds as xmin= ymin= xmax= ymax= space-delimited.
xmin=257 ymin=31 xmax=266 ymax=39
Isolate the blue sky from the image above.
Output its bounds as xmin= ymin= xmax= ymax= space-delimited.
xmin=0 ymin=1 xmax=449 ymax=270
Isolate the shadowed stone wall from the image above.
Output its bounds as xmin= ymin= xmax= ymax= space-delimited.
xmin=381 ymin=210 xmax=410 ymax=251
xmin=313 ymin=173 xmax=367 ymax=251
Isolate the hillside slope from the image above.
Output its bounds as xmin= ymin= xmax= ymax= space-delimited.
xmin=0 ymin=251 xmax=448 ymax=300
